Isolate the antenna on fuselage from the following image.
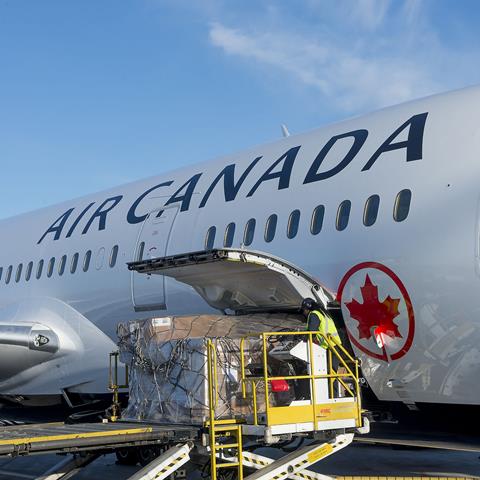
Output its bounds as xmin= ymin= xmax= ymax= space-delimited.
xmin=281 ymin=124 xmax=290 ymax=138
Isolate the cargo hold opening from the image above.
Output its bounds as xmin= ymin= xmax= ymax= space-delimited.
xmin=127 ymin=248 xmax=337 ymax=316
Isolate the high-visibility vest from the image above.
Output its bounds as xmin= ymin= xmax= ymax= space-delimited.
xmin=307 ymin=310 xmax=342 ymax=349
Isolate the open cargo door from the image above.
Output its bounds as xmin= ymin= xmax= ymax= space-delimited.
xmin=127 ymin=249 xmax=336 ymax=314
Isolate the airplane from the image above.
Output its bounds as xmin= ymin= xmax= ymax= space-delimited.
xmin=0 ymin=84 xmax=478 ymax=433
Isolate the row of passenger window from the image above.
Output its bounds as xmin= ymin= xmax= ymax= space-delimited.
xmin=0 ymin=245 xmax=119 ymax=285
xmin=205 ymin=189 xmax=412 ymax=249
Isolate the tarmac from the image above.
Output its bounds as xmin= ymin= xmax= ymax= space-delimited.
xmin=0 ymin=443 xmax=478 ymax=479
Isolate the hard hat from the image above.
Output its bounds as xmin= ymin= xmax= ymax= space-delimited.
xmin=301 ymin=298 xmax=316 ymax=311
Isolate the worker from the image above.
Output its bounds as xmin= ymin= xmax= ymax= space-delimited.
xmin=301 ymin=297 xmax=342 ymax=349
xmin=301 ymin=298 xmax=344 ymax=398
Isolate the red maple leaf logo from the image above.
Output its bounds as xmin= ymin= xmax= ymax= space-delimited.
xmin=345 ymin=274 xmax=402 ymax=341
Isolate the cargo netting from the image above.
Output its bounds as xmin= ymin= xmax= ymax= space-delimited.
xmin=117 ymin=314 xmax=304 ymax=424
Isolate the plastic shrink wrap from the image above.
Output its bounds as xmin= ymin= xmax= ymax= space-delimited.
xmin=117 ymin=314 xmax=303 ymax=424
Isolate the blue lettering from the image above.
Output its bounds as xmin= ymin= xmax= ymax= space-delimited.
xmin=81 ymin=196 xmax=123 ymax=235
xmin=164 ymin=174 xmax=202 ymax=212
xmin=362 ymin=113 xmax=428 ymax=171
xmin=304 ymin=130 xmax=368 ymax=184
xmin=127 ymin=181 xmax=174 ymax=224
xmin=247 ymin=146 xmax=300 ymax=197
xmin=37 ymin=208 xmax=75 ymax=244
xmin=199 ymin=157 xmax=261 ymax=208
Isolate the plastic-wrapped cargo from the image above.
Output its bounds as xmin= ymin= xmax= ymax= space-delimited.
xmin=118 ymin=314 xmax=304 ymax=425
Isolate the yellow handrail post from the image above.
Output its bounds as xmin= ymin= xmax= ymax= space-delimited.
xmin=355 ymin=359 xmax=362 ymax=425
xmin=307 ymin=332 xmax=318 ymax=430
xmin=240 ymin=337 xmax=247 ymax=398
xmin=212 ymin=343 xmax=219 ymax=408
xmin=206 ymin=340 xmax=217 ymax=480
xmin=237 ymin=424 xmax=244 ymax=480
xmin=262 ymin=333 xmax=270 ymax=425
xmin=252 ymin=381 xmax=258 ymax=426
xmin=328 ymin=346 xmax=334 ymax=399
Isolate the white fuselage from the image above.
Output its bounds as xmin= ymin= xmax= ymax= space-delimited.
xmin=0 ymin=86 xmax=479 ymax=407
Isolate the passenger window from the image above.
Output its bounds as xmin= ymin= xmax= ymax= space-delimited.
xmin=205 ymin=226 xmax=216 ymax=250
xmin=47 ymin=257 xmax=55 ymax=278
xmin=363 ymin=195 xmax=380 ymax=227
xmin=36 ymin=260 xmax=44 ymax=280
xmin=264 ymin=214 xmax=277 ymax=243
xmin=394 ymin=189 xmax=412 ymax=222
xmin=5 ymin=266 xmax=12 ymax=284
xmin=243 ymin=218 xmax=256 ymax=246
xmin=310 ymin=205 xmax=325 ymax=235
xmin=137 ymin=241 xmax=145 ymax=261
xmin=287 ymin=210 xmax=301 ymax=239
xmin=83 ymin=250 xmax=92 ymax=272
xmin=96 ymin=247 xmax=105 ymax=270
xmin=25 ymin=262 xmax=33 ymax=281
xmin=58 ymin=255 xmax=67 ymax=276
xmin=336 ymin=200 xmax=351 ymax=231
xmin=224 ymin=223 xmax=235 ymax=248
xmin=15 ymin=264 xmax=23 ymax=283
xmin=110 ymin=245 xmax=119 ymax=268
xmin=71 ymin=253 xmax=79 ymax=274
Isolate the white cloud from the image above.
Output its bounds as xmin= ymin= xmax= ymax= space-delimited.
xmin=209 ymin=20 xmax=439 ymax=112
xmin=154 ymin=0 xmax=479 ymax=116
xmin=209 ymin=23 xmax=331 ymax=92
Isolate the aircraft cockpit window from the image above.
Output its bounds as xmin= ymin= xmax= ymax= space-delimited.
xmin=287 ymin=209 xmax=301 ymax=239
xmin=70 ymin=253 xmax=79 ymax=274
xmin=336 ymin=200 xmax=351 ymax=231
xmin=25 ymin=262 xmax=33 ymax=281
xmin=83 ymin=250 xmax=92 ymax=272
xmin=264 ymin=214 xmax=277 ymax=243
xmin=58 ymin=255 xmax=67 ymax=276
xmin=205 ymin=226 xmax=216 ymax=250
xmin=5 ymin=265 xmax=12 ymax=284
xmin=310 ymin=205 xmax=325 ymax=235
xmin=364 ymin=195 xmax=380 ymax=227
xmin=36 ymin=260 xmax=44 ymax=280
xmin=110 ymin=245 xmax=119 ymax=268
xmin=47 ymin=257 xmax=55 ymax=278
xmin=15 ymin=264 xmax=23 ymax=283
xmin=243 ymin=218 xmax=256 ymax=246
xmin=224 ymin=223 xmax=235 ymax=248
xmin=394 ymin=189 xmax=412 ymax=222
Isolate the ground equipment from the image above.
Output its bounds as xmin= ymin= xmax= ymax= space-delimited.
xmin=0 ymin=248 xmax=369 ymax=479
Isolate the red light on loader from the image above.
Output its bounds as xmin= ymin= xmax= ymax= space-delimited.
xmin=270 ymin=379 xmax=289 ymax=392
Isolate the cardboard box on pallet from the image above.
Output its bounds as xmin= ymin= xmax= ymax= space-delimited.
xmin=117 ymin=314 xmax=304 ymax=425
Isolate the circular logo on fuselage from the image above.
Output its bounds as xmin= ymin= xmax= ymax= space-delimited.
xmin=337 ymin=262 xmax=415 ymax=362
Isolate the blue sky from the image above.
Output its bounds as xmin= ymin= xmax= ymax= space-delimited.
xmin=1 ymin=0 xmax=480 ymax=219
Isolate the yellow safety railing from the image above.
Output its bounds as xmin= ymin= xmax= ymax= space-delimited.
xmin=205 ymin=331 xmax=362 ymax=480
xmin=239 ymin=330 xmax=362 ymax=429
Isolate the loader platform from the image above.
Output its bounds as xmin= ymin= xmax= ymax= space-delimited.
xmin=0 ymin=420 xmax=199 ymax=456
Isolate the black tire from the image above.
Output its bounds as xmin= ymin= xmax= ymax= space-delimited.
xmin=115 ymin=448 xmax=139 ymax=465
xmin=137 ymin=446 xmax=160 ymax=466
